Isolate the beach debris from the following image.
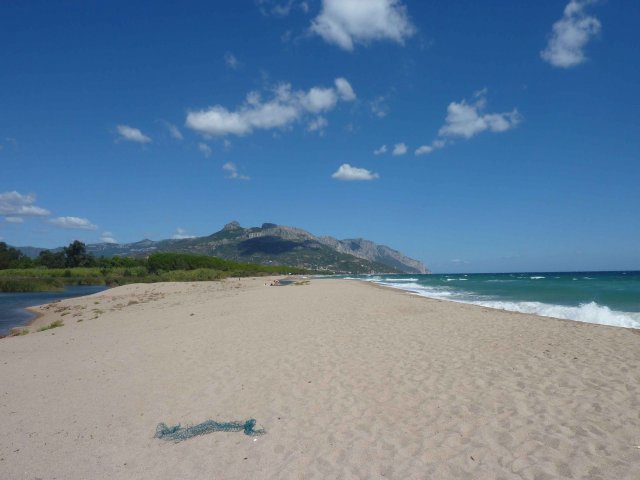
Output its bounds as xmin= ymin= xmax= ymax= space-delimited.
xmin=154 ymin=418 xmax=265 ymax=442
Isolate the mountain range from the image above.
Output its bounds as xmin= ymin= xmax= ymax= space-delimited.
xmin=19 ymin=222 xmax=430 ymax=274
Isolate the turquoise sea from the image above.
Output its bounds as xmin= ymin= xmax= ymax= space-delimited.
xmin=344 ymin=271 xmax=640 ymax=329
xmin=0 ymin=285 xmax=107 ymax=336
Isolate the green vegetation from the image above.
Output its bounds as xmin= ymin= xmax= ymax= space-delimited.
xmin=0 ymin=243 xmax=312 ymax=292
xmin=0 ymin=277 xmax=64 ymax=292
xmin=0 ymin=242 xmax=32 ymax=269
xmin=38 ymin=320 xmax=64 ymax=332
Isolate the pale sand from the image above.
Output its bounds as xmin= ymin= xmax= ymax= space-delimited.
xmin=1 ymin=279 xmax=639 ymax=479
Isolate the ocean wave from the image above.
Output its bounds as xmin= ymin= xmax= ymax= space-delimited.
xmin=530 ymin=276 xmax=545 ymax=280
xmin=473 ymin=301 xmax=640 ymax=330
xmin=445 ymin=278 xmax=468 ymax=281
xmin=381 ymin=278 xmax=418 ymax=282
xmin=379 ymin=282 xmax=456 ymax=298
xmin=364 ymin=278 xmax=640 ymax=330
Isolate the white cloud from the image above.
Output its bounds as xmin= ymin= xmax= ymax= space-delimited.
xmin=541 ymin=0 xmax=601 ymax=68
xmin=373 ymin=144 xmax=387 ymax=155
xmin=414 ymin=91 xmax=519 ymax=156
xmin=332 ymin=163 xmax=379 ymax=181
xmin=163 ymin=121 xmax=183 ymax=140
xmin=0 ymin=191 xmax=50 ymax=217
xmin=334 ymin=77 xmax=356 ymax=101
xmin=392 ymin=143 xmax=407 ymax=156
xmin=172 ymin=227 xmax=195 ymax=240
xmin=415 ymin=139 xmax=447 ymax=156
xmin=301 ymin=86 xmax=338 ymax=112
xmin=414 ymin=145 xmax=433 ymax=156
xmin=116 ymin=125 xmax=152 ymax=144
xmin=186 ymin=78 xmax=355 ymax=137
xmin=224 ymin=52 xmax=241 ymax=70
xmin=307 ymin=116 xmax=328 ymax=132
xmin=223 ymin=162 xmax=250 ymax=180
xmin=438 ymin=90 xmax=521 ymax=139
xmin=198 ymin=142 xmax=213 ymax=158
xmin=5 ymin=216 xmax=24 ymax=224
xmin=100 ymin=231 xmax=117 ymax=244
xmin=310 ymin=0 xmax=416 ymax=51
xmin=48 ymin=216 xmax=98 ymax=230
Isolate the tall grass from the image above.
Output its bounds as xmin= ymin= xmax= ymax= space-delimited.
xmin=0 ymin=253 xmax=309 ymax=292
xmin=0 ymin=278 xmax=64 ymax=292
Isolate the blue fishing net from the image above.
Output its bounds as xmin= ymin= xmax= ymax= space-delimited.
xmin=155 ymin=418 xmax=265 ymax=442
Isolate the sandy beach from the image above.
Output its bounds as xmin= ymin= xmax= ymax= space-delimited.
xmin=1 ymin=278 xmax=639 ymax=479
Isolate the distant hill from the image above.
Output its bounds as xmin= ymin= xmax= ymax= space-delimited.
xmin=19 ymin=222 xmax=430 ymax=274
xmin=15 ymin=246 xmax=48 ymax=259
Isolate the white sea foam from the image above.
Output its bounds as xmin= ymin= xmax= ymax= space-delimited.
xmin=382 ymin=277 xmax=418 ymax=282
xmin=379 ymin=282 xmax=455 ymax=298
xmin=473 ymin=301 xmax=640 ymax=329
xmin=365 ymin=279 xmax=640 ymax=330
xmin=530 ymin=276 xmax=545 ymax=280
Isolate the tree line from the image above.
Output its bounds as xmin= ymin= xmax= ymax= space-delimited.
xmin=0 ymin=241 xmax=309 ymax=275
xmin=0 ymin=240 xmax=140 ymax=269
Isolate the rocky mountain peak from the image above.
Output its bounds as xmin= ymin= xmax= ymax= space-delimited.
xmin=222 ymin=221 xmax=242 ymax=231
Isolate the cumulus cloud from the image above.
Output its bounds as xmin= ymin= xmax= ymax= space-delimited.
xmin=172 ymin=227 xmax=195 ymax=240
xmin=310 ymin=0 xmax=416 ymax=51
xmin=438 ymin=90 xmax=521 ymax=139
xmin=186 ymin=78 xmax=355 ymax=137
xmin=414 ymin=91 xmax=519 ymax=156
xmin=100 ymin=231 xmax=117 ymax=244
xmin=0 ymin=191 xmax=50 ymax=217
xmin=116 ymin=125 xmax=152 ymax=144
xmin=415 ymin=140 xmax=446 ymax=156
xmin=373 ymin=144 xmax=387 ymax=155
xmin=414 ymin=145 xmax=433 ymax=156
xmin=224 ymin=52 xmax=241 ymax=70
xmin=48 ymin=216 xmax=98 ymax=230
xmin=307 ymin=116 xmax=328 ymax=132
xmin=223 ymin=162 xmax=250 ymax=180
xmin=301 ymin=86 xmax=338 ymax=112
xmin=332 ymin=163 xmax=379 ymax=181
xmin=5 ymin=217 xmax=24 ymax=224
xmin=198 ymin=142 xmax=213 ymax=158
xmin=541 ymin=0 xmax=601 ymax=68
xmin=392 ymin=143 xmax=407 ymax=156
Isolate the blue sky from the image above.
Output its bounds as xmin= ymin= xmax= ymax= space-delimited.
xmin=1 ymin=0 xmax=639 ymax=273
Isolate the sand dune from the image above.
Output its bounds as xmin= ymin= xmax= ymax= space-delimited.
xmin=1 ymin=278 xmax=639 ymax=479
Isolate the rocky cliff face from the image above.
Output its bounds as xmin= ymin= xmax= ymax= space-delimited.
xmin=318 ymin=237 xmax=430 ymax=274
xmin=214 ymin=222 xmax=430 ymax=274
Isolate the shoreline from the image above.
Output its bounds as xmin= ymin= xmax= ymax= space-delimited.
xmin=346 ymin=274 xmax=640 ymax=330
xmin=2 ymin=278 xmax=639 ymax=478
xmin=8 ymin=274 xmax=639 ymax=337
xmin=0 ymin=285 xmax=109 ymax=337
